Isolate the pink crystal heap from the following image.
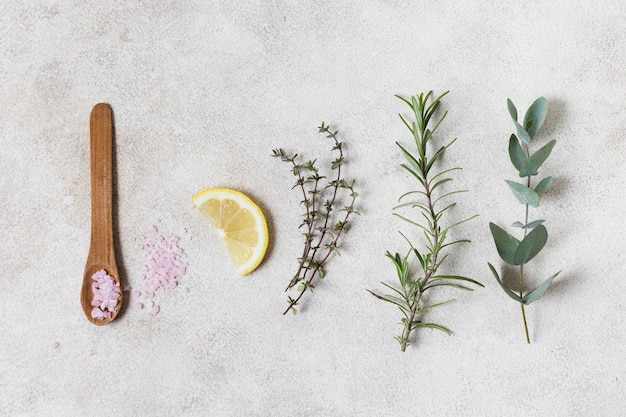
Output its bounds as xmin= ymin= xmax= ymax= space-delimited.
xmin=91 ymin=269 xmax=121 ymax=320
xmin=133 ymin=230 xmax=188 ymax=315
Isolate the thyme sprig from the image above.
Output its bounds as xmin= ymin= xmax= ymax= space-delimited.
xmin=488 ymin=97 xmax=560 ymax=343
xmin=272 ymin=123 xmax=358 ymax=316
xmin=369 ymin=91 xmax=482 ymax=351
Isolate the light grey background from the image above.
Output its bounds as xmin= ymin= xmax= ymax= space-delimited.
xmin=1 ymin=1 xmax=625 ymax=416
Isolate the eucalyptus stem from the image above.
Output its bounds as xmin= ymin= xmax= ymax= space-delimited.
xmin=488 ymin=96 xmax=561 ymax=344
xmin=520 ymin=166 xmax=531 ymax=344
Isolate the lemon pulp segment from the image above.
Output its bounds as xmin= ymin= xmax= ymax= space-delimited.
xmin=192 ymin=188 xmax=268 ymax=275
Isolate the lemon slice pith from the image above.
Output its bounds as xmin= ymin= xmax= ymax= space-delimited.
xmin=192 ymin=188 xmax=269 ymax=276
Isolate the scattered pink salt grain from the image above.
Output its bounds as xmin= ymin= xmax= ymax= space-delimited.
xmin=132 ymin=225 xmax=188 ymax=315
xmin=90 ymin=269 xmax=120 ymax=320
xmin=52 ymin=341 xmax=60 ymax=349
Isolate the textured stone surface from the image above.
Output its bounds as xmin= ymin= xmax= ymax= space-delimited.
xmin=1 ymin=1 xmax=625 ymax=416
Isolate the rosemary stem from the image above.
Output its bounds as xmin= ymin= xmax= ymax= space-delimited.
xmin=400 ymin=134 xmax=439 ymax=349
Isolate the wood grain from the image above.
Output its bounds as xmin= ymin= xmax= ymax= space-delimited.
xmin=81 ymin=103 xmax=122 ymax=325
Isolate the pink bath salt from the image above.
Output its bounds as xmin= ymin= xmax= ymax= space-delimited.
xmin=90 ymin=269 xmax=120 ymax=320
xmin=133 ymin=225 xmax=188 ymax=315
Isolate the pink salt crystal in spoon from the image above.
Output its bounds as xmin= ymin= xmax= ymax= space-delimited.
xmin=90 ymin=269 xmax=121 ymax=320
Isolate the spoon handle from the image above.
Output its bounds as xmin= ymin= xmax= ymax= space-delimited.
xmin=88 ymin=103 xmax=115 ymax=264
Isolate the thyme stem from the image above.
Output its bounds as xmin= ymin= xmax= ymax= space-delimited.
xmin=282 ymin=191 xmax=356 ymax=316
xmin=274 ymin=123 xmax=358 ymax=316
xmin=287 ymin=159 xmax=316 ymax=290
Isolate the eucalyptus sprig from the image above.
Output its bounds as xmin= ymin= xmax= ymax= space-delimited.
xmin=488 ymin=97 xmax=561 ymax=344
xmin=272 ymin=123 xmax=358 ymax=316
xmin=368 ymin=91 xmax=482 ymax=351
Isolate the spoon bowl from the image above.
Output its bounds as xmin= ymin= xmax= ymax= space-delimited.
xmin=80 ymin=103 xmax=122 ymax=325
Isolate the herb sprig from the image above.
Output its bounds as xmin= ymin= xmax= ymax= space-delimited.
xmin=369 ymin=91 xmax=482 ymax=351
xmin=488 ymin=97 xmax=560 ymax=344
xmin=272 ymin=123 xmax=358 ymax=316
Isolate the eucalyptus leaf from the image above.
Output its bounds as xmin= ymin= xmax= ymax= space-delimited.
xmin=512 ymin=225 xmax=548 ymax=265
xmin=506 ymin=180 xmax=540 ymax=207
xmin=535 ymin=176 xmax=553 ymax=195
xmin=512 ymin=219 xmax=545 ymax=229
xmin=519 ymin=140 xmax=556 ymax=177
xmin=523 ymin=97 xmax=548 ymax=139
xmin=508 ymin=134 xmax=526 ymax=171
xmin=507 ymin=98 xmax=518 ymax=122
xmin=514 ymin=120 xmax=531 ymax=145
xmin=487 ymin=263 xmax=523 ymax=302
xmin=522 ymin=271 xmax=560 ymax=305
xmin=489 ymin=223 xmax=520 ymax=265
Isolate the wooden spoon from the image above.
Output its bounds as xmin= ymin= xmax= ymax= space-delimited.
xmin=81 ymin=103 xmax=122 ymax=325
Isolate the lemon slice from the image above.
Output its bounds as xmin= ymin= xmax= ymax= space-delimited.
xmin=192 ymin=188 xmax=269 ymax=275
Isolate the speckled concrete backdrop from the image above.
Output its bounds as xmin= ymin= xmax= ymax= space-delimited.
xmin=1 ymin=1 xmax=625 ymax=416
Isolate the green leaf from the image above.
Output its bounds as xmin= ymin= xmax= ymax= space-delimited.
xmin=508 ymin=134 xmax=527 ymax=171
xmin=512 ymin=225 xmax=548 ymax=265
xmin=506 ymin=180 xmax=540 ymax=207
xmin=431 ymin=177 xmax=452 ymax=192
xmin=385 ymin=251 xmax=407 ymax=285
xmin=431 ymin=275 xmax=484 ymax=287
xmin=373 ymin=293 xmax=409 ymax=310
xmin=507 ymin=98 xmax=518 ymax=122
xmin=426 ymin=138 xmax=456 ymax=174
xmin=400 ymin=164 xmax=425 ymax=186
xmin=417 ymin=299 xmax=456 ymax=314
xmin=519 ymin=140 xmax=556 ymax=177
xmin=488 ymin=263 xmax=523 ymax=302
xmin=523 ymin=97 xmax=548 ymax=139
xmin=379 ymin=282 xmax=407 ymax=299
xmin=514 ymin=121 xmax=531 ymax=145
xmin=423 ymin=282 xmax=474 ymax=291
xmin=489 ymin=223 xmax=520 ymax=265
xmin=535 ymin=176 xmax=553 ymax=195
xmin=412 ymin=322 xmax=452 ymax=335
xmin=512 ymin=219 xmax=545 ymax=229
xmin=522 ymin=271 xmax=560 ymax=304
xmin=397 ymin=142 xmax=421 ymax=168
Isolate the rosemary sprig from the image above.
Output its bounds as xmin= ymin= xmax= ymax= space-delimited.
xmin=369 ymin=91 xmax=482 ymax=351
xmin=488 ymin=97 xmax=560 ymax=344
xmin=272 ymin=123 xmax=358 ymax=316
